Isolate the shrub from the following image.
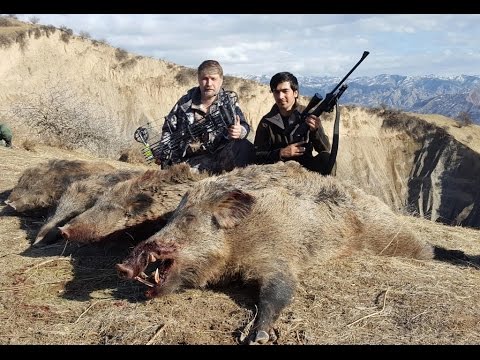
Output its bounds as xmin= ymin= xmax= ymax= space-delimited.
xmin=15 ymin=31 xmax=28 ymax=51
xmin=175 ymin=67 xmax=196 ymax=86
xmin=59 ymin=26 xmax=73 ymax=43
xmin=22 ymin=139 xmax=37 ymax=152
xmin=0 ymin=34 xmax=13 ymax=48
xmin=79 ymin=31 xmax=91 ymax=39
xmin=40 ymin=25 xmax=56 ymax=37
xmin=33 ymin=27 xmax=42 ymax=39
xmin=9 ymin=81 xmax=129 ymax=159
xmin=120 ymin=58 xmax=137 ymax=69
xmin=456 ymin=111 xmax=473 ymax=127
xmin=115 ymin=47 xmax=128 ymax=61
xmin=222 ymin=75 xmax=237 ymax=90
xmin=29 ymin=16 xmax=40 ymax=24
xmin=0 ymin=16 xmax=15 ymax=27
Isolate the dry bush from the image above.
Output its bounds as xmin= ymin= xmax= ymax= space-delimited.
xmin=15 ymin=30 xmax=28 ymax=51
xmin=0 ymin=16 xmax=15 ymax=27
xmin=79 ymin=31 xmax=91 ymax=39
xmin=238 ymin=81 xmax=254 ymax=96
xmin=120 ymin=58 xmax=137 ymax=70
xmin=115 ymin=48 xmax=128 ymax=62
xmin=175 ymin=67 xmax=196 ymax=86
xmin=21 ymin=138 xmax=37 ymax=151
xmin=29 ymin=16 xmax=40 ymax=24
xmin=0 ymin=34 xmax=13 ymax=48
xmin=9 ymin=81 xmax=129 ymax=159
xmin=222 ymin=75 xmax=238 ymax=90
xmin=91 ymin=38 xmax=110 ymax=47
xmin=59 ymin=26 xmax=73 ymax=43
xmin=456 ymin=111 xmax=473 ymax=127
xmin=27 ymin=27 xmax=42 ymax=39
xmin=40 ymin=25 xmax=56 ymax=37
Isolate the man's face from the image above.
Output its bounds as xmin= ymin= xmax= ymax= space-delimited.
xmin=198 ymin=71 xmax=223 ymax=100
xmin=272 ymin=81 xmax=298 ymax=114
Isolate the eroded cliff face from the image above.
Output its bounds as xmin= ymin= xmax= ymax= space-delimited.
xmin=1 ymin=25 xmax=479 ymax=228
xmin=343 ymin=108 xmax=480 ymax=229
xmin=407 ymin=131 xmax=480 ymax=228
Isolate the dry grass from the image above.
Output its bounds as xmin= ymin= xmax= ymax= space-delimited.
xmin=0 ymin=144 xmax=479 ymax=345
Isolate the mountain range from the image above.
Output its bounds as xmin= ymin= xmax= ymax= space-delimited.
xmin=241 ymin=74 xmax=480 ymax=124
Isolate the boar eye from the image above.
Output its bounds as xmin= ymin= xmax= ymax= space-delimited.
xmin=211 ymin=215 xmax=220 ymax=228
xmin=184 ymin=213 xmax=196 ymax=223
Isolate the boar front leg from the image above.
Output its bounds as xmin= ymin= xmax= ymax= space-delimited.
xmin=249 ymin=271 xmax=296 ymax=345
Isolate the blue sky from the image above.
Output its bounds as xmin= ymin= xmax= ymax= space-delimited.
xmin=16 ymin=14 xmax=480 ymax=78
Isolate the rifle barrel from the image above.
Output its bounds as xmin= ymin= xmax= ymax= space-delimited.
xmin=330 ymin=51 xmax=370 ymax=94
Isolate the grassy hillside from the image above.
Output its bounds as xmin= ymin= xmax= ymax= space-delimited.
xmin=1 ymin=144 xmax=479 ymax=344
xmin=0 ymin=17 xmax=479 ymax=344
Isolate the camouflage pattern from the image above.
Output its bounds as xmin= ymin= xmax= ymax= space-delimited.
xmin=160 ymin=87 xmax=252 ymax=172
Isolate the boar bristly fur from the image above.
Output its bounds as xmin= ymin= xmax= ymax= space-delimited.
xmin=5 ymin=159 xmax=115 ymax=214
xmin=33 ymin=170 xmax=142 ymax=246
xmin=58 ymin=163 xmax=209 ymax=243
xmin=117 ymin=161 xmax=457 ymax=344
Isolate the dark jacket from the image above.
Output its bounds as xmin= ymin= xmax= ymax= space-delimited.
xmin=161 ymin=87 xmax=250 ymax=161
xmin=254 ymin=103 xmax=330 ymax=164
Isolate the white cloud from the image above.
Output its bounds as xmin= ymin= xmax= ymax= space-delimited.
xmin=15 ymin=14 xmax=480 ymax=77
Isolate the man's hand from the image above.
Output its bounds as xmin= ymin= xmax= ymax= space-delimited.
xmin=305 ymin=114 xmax=321 ymax=131
xmin=280 ymin=141 xmax=307 ymax=159
xmin=228 ymin=115 xmax=243 ymax=139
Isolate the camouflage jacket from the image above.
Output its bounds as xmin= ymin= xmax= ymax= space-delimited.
xmin=161 ymin=87 xmax=250 ymax=160
xmin=254 ymin=102 xmax=330 ymax=164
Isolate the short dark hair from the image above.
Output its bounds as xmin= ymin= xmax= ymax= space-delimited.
xmin=197 ymin=60 xmax=223 ymax=78
xmin=270 ymin=72 xmax=299 ymax=93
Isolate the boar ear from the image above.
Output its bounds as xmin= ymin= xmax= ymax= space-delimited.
xmin=212 ymin=189 xmax=255 ymax=229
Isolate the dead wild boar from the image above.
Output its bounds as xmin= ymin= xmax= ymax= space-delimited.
xmin=5 ymin=159 xmax=115 ymax=214
xmin=116 ymin=161 xmax=472 ymax=345
xmin=33 ymin=169 xmax=143 ymax=247
xmin=58 ymin=163 xmax=209 ymax=244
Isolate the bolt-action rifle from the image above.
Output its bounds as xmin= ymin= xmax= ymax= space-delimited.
xmin=291 ymin=51 xmax=369 ymax=175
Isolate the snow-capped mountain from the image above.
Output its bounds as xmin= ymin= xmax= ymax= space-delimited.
xmin=240 ymin=74 xmax=480 ymax=124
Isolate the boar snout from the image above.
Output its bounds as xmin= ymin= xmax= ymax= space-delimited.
xmin=116 ymin=263 xmax=136 ymax=279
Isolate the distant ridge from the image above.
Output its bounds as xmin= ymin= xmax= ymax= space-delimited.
xmin=241 ymin=74 xmax=480 ymax=124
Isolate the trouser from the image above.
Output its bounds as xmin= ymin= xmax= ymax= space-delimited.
xmin=186 ymin=139 xmax=255 ymax=174
xmin=297 ymin=151 xmax=336 ymax=176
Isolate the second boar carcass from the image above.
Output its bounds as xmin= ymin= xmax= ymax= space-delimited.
xmin=58 ymin=163 xmax=209 ymax=244
xmin=33 ymin=169 xmax=143 ymax=247
xmin=116 ymin=161 xmax=472 ymax=344
xmin=5 ymin=159 xmax=115 ymax=214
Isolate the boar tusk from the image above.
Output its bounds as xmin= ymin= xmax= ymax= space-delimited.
xmin=134 ymin=276 xmax=154 ymax=288
xmin=154 ymin=268 xmax=160 ymax=284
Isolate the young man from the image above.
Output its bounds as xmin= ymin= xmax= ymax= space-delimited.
xmin=158 ymin=60 xmax=254 ymax=174
xmin=254 ymin=72 xmax=333 ymax=175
